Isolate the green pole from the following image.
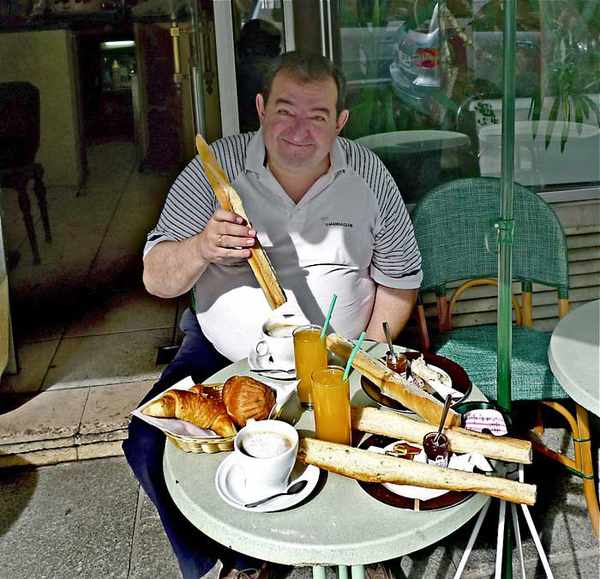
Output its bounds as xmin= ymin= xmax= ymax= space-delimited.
xmin=499 ymin=1 xmax=517 ymax=578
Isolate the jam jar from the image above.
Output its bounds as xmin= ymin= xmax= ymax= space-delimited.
xmin=422 ymin=431 xmax=450 ymax=467
xmin=385 ymin=351 xmax=408 ymax=375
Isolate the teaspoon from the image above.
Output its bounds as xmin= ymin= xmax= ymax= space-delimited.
xmin=244 ymin=479 xmax=308 ymax=508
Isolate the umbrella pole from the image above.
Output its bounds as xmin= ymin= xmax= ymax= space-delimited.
xmin=498 ymin=0 xmax=517 ymax=577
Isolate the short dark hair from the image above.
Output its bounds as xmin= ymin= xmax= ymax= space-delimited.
xmin=261 ymin=51 xmax=347 ymax=114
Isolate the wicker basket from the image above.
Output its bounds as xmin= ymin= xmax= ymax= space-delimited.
xmin=160 ymin=383 xmax=236 ymax=454
xmin=166 ymin=432 xmax=236 ymax=454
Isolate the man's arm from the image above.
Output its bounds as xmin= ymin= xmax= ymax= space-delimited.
xmin=143 ymin=208 xmax=256 ymax=298
xmin=365 ymin=285 xmax=418 ymax=342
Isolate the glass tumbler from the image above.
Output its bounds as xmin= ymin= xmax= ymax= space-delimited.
xmin=293 ymin=324 xmax=327 ymax=407
xmin=311 ymin=365 xmax=351 ymax=445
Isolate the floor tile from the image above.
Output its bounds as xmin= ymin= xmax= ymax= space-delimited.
xmin=0 ymin=446 xmax=78 ymax=468
xmin=0 ymin=457 xmax=137 ymax=579
xmin=77 ymin=440 xmax=125 ymax=460
xmin=129 ymin=488 xmax=181 ymax=579
xmin=79 ymin=380 xmax=154 ymax=435
xmin=0 ymin=339 xmax=60 ymax=393
xmin=64 ymin=287 xmax=177 ymax=337
xmin=0 ymin=388 xmax=88 ymax=445
xmin=41 ymin=329 xmax=169 ymax=390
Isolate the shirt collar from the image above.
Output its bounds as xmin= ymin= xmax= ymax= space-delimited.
xmin=244 ymin=128 xmax=348 ymax=176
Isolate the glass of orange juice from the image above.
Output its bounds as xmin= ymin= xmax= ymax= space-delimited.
xmin=311 ymin=366 xmax=351 ymax=445
xmin=293 ymin=325 xmax=328 ymax=407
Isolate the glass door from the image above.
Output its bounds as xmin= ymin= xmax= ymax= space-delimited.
xmin=214 ymin=0 xmax=296 ymax=135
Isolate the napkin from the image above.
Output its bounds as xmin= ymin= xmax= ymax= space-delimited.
xmin=132 ymin=376 xmax=298 ymax=439
xmin=368 ymin=441 xmax=493 ymax=501
xmin=409 ymin=356 xmax=463 ymax=400
xmin=463 ymin=409 xmax=508 ymax=436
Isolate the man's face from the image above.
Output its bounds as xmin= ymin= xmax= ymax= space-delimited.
xmin=256 ymin=71 xmax=349 ymax=175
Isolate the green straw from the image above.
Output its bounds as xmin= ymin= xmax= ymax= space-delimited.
xmin=320 ymin=293 xmax=338 ymax=339
xmin=343 ymin=331 xmax=366 ymax=382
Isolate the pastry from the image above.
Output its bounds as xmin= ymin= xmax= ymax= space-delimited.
xmin=222 ymin=375 xmax=276 ymax=427
xmin=142 ymin=390 xmax=237 ymax=437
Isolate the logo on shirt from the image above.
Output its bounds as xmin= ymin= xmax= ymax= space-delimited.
xmin=323 ymin=220 xmax=353 ymax=228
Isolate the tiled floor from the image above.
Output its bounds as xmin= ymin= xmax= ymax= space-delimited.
xmin=0 ymin=140 xmax=181 ymax=464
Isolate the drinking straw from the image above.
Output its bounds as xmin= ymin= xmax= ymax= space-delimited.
xmin=343 ymin=331 xmax=366 ymax=382
xmin=320 ymin=293 xmax=338 ymax=339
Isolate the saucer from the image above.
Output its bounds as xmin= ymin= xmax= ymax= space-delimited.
xmin=215 ymin=454 xmax=320 ymax=512
xmin=248 ymin=348 xmax=297 ymax=380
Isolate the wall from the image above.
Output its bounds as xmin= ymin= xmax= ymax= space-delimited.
xmin=0 ymin=29 xmax=82 ymax=187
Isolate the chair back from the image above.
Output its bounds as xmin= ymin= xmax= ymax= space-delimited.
xmin=411 ymin=177 xmax=569 ymax=300
xmin=0 ymin=82 xmax=41 ymax=169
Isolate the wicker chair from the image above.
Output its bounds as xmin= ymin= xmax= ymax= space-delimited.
xmin=411 ymin=177 xmax=598 ymax=534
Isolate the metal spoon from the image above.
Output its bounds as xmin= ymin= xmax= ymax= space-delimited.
xmin=244 ymin=479 xmax=308 ymax=508
xmin=382 ymin=321 xmax=397 ymax=365
xmin=434 ymin=394 xmax=454 ymax=443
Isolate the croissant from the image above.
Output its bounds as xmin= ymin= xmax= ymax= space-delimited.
xmin=222 ymin=375 xmax=276 ymax=427
xmin=142 ymin=390 xmax=237 ymax=437
xmin=189 ymin=383 xmax=224 ymax=400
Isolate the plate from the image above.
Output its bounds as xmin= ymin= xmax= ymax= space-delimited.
xmin=248 ymin=348 xmax=297 ymax=380
xmin=356 ymin=435 xmax=473 ymax=511
xmin=361 ymin=351 xmax=472 ymax=413
xmin=215 ymin=454 xmax=320 ymax=512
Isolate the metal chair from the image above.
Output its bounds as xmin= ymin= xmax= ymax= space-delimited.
xmin=411 ymin=177 xmax=599 ymax=539
xmin=0 ymin=82 xmax=52 ymax=264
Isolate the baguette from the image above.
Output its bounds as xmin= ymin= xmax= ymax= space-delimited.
xmin=142 ymin=390 xmax=237 ymax=437
xmin=326 ymin=334 xmax=461 ymax=427
xmin=195 ymin=135 xmax=286 ymax=309
xmin=352 ymin=406 xmax=532 ymax=464
xmin=299 ymin=438 xmax=536 ymax=505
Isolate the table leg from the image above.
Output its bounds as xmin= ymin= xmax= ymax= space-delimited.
xmin=312 ymin=566 xmax=327 ymax=579
xmin=575 ymin=405 xmax=600 ymax=538
xmin=350 ymin=565 xmax=365 ymax=579
xmin=338 ymin=566 xmax=349 ymax=579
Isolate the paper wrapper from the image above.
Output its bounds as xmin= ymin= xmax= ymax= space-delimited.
xmin=132 ymin=376 xmax=298 ymax=438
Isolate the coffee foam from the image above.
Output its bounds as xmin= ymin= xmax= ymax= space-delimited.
xmin=241 ymin=431 xmax=293 ymax=458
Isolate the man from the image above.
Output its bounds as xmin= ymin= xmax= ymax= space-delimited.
xmin=124 ymin=51 xmax=422 ymax=579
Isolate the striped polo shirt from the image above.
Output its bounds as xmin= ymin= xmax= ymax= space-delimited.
xmin=145 ymin=130 xmax=422 ymax=361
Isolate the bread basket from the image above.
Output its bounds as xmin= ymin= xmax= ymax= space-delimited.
xmin=163 ymin=383 xmax=235 ymax=454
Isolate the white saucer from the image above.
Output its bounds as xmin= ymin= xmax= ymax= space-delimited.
xmin=248 ymin=348 xmax=297 ymax=380
xmin=215 ymin=454 xmax=320 ymax=512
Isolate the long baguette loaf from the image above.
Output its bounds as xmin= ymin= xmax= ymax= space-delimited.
xmin=196 ymin=135 xmax=286 ymax=309
xmin=352 ymin=406 xmax=532 ymax=464
xmin=298 ymin=438 xmax=536 ymax=505
xmin=326 ymin=334 xmax=461 ymax=427
xmin=142 ymin=390 xmax=237 ymax=437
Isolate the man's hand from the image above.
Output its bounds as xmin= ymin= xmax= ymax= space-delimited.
xmin=197 ymin=208 xmax=256 ymax=265
xmin=143 ymin=209 xmax=256 ymax=299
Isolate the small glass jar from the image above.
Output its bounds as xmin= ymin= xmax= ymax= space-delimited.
xmin=386 ymin=351 xmax=408 ymax=375
xmin=422 ymin=432 xmax=450 ymax=468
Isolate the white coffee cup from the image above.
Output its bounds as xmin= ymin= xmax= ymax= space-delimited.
xmin=255 ymin=314 xmax=306 ymax=367
xmin=233 ymin=419 xmax=299 ymax=495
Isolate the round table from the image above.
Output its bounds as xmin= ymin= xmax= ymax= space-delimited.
xmin=163 ymin=342 xmax=490 ymax=577
xmin=548 ymin=299 xmax=600 ymax=537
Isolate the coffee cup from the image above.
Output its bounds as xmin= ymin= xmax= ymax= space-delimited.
xmin=233 ymin=419 xmax=299 ymax=495
xmin=255 ymin=315 xmax=305 ymax=367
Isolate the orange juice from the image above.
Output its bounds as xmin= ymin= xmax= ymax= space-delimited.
xmin=311 ymin=366 xmax=351 ymax=445
xmin=293 ymin=325 xmax=328 ymax=406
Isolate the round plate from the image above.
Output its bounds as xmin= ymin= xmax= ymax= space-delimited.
xmin=361 ymin=351 xmax=472 ymax=413
xmin=356 ymin=434 xmax=473 ymax=511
